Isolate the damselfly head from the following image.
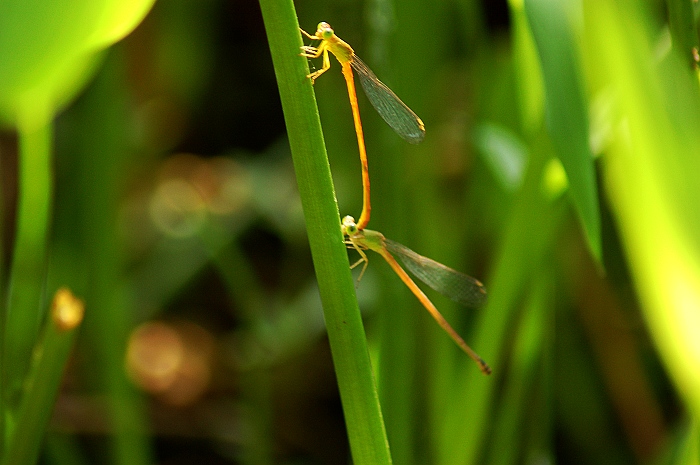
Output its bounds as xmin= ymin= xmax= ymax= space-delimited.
xmin=341 ymin=215 xmax=358 ymax=236
xmin=316 ymin=22 xmax=334 ymax=39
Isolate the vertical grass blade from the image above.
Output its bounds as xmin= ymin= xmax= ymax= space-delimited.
xmin=2 ymin=289 xmax=84 ymax=465
xmin=258 ymin=1 xmax=392 ymax=463
xmin=437 ymin=141 xmax=565 ymax=465
xmin=75 ymin=50 xmax=152 ymax=465
xmin=525 ymin=0 xmax=602 ymax=263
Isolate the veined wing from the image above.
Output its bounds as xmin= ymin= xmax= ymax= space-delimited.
xmin=385 ymin=239 xmax=487 ymax=308
xmin=350 ymin=56 xmax=425 ymax=144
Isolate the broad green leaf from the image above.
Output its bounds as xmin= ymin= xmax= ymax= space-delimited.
xmin=0 ymin=0 xmax=156 ymax=128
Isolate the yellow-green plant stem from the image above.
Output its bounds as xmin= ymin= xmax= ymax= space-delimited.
xmin=4 ymin=119 xmax=53 ymax=418
xmin=258 ymin=0 xmax=392 ymax=463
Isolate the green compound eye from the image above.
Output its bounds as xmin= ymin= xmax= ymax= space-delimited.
xmin=317 ymin=22 xmax=334 ymax=39
xmin=341 ymin=215 xmax=359 ymax=236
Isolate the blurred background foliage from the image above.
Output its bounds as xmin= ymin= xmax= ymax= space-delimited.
xmin=1 ymin=0 xmax=699 ymax=463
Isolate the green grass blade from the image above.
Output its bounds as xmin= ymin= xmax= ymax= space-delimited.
xmin=525 ymin=0 xmax=602 ymax=263
xmin=509 ymin=0 xmax=545 ymax=133
xmin=437 ymin=139 xmax=564 ymax=465
xmin=665 ymin=0 xmax=700 ymax=63
xmin=2 ymin=289 xmax=83 ymax=465
xmin=258 ymin=1 xmax=392 ymax=463
xmin=487 ymin=272 xmax=552 ymax=465
xmin=72 ymin=50 xmax=152 ymax=465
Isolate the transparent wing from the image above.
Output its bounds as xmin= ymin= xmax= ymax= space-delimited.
xmin=350 ymin=56 xmax=425 ymax=144
xmin=385 ymin=239 xmax=487 ymax=308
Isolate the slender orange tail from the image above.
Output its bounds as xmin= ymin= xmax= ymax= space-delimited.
xmin=378 ymin=248 xmax=491 ymax=375
xmin=341 ymin=62 xmax=371 ymax=230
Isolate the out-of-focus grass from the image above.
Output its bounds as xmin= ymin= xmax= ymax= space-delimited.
xmin=1 ymin=2 xmax=155 ymax=465
xmin=585 ymin=0 xmax=700 ymax=420
xmin=1 ymin=0 xmax=698 ymax=463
